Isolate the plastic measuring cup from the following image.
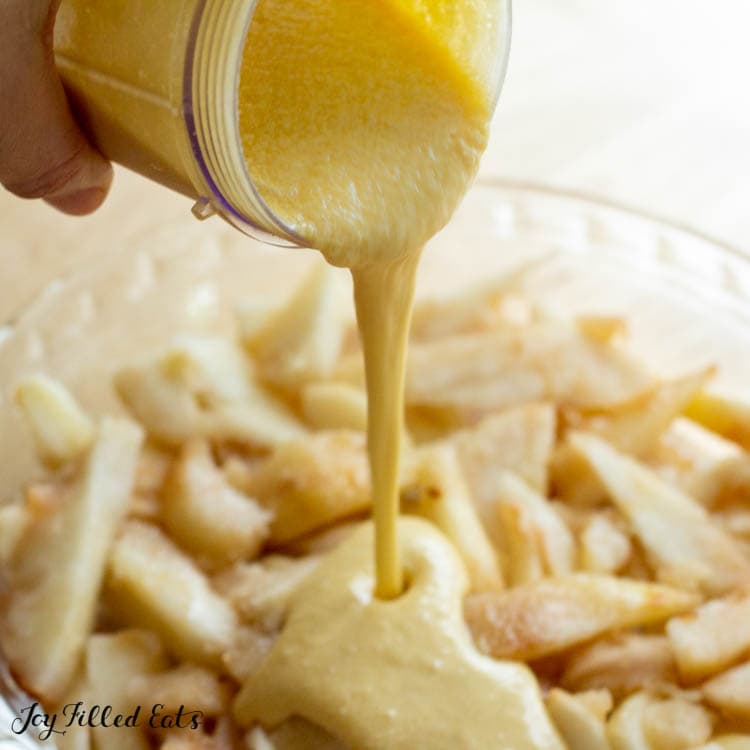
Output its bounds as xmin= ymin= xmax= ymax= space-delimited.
xmin=54 ymin=0 xmax=512 ymax=244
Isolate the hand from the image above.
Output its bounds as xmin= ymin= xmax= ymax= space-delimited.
xmin=0 ymin=0 xmax=112 ymax=216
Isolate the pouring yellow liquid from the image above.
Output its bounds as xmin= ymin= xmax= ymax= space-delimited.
xmin=234 ymin=1 xmax=564 ymax=746
xmin=239 ymin=0 xmax=495 ymax=598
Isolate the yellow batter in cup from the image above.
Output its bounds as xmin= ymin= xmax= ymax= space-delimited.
xmin=53 ymin=0 xmax=511 ymax=245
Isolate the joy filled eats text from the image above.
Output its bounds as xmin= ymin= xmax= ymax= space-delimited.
xmin=11 ymin=701 xmax=203 ymax=741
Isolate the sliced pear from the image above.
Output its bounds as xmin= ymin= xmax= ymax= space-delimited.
xmin=666 ymin=593 xmax=750 ymax=682
xmin=14 ymin=374 xmax=95 ymax=467
xmin=405 ymin=320 xmax=653 ymax=421
xmin=553 ymin=372 xmax=715 ymax=509
xmin=158 ymin=730 xmax=221 ymax=749
xmin=106 ymin=521 xmax=237 ymax=664
xmin=455 ymin=402 xmax=556 ymax=500
xmin=300 ymin=382 xmax=368 ymax=432
xmin=575 ymin=690 xmax=615 ymax=722
xmin=570 ymin=432 xmax=750 ymax=595
xmin=465 ymin=573 xmax=697 ymax=661
xmin=410 ymin=277 xmax=536 ymax=343
xmin=561 ymin=634 xmax=678 ymax=701
xmin=161 ymin=440 xmax=271 ymax=569
xmin=130 ymin=446 xmax=172 ymax=520
xmin=54 ymin=673 xmax=92 ymax=750
xmin=654 ymin=417 xmax=750 ymax=508
xmin=550 ymin=440 xmax=608 ymax=508
xmin=685 ymin=389 xmax=750 ymax=450
xmin=116 ymin=336 xmax=305 ymax=448
xmin=133 ymin=445 xmax=172 ymax=498
xmin=86 ymin=630 xmax=167 ymax=750
xmin=280 ymin=521 xmax=360 ymax=557
xmin=607 ymin=692 xmax=713 ymax=750
xmin=491 ymin=472 xmax=576 ymax=577
xmin=245 ymin=721 xmax=348 ymax=750
xmin=0 ymin=503 xmax=31 ymax=566
xmin=579 ymin=514 xmax=632 ymax=575
xmin=5 ymin=418 xmax=143 ymax=702
xmin=546 ymin=688 xmax=611 ymax=750
xmin=221 ymin=625 xmax=275 ymax=684
xmin=245 ymin=431 xmax=370 ymax=543
xmin=703 ymin=661 xmax=750 ymax=722
xmin=244 ymin=259 xmax=348 ymax=389
xmin=564 ymin=369 xmax=712 ymax=458
xmin=606 ymin=692 xmax=652 ymax=750
xmin=129 ymin=664 xmax=229 ymax=717
xmin=57 ymin=723 xmax=91 ymax=750
xmin=401 ymin=443 xmax=502 ymax=591
xmin=495 ymin=500 xmax=545 ymax=587
xmin=641 ymin=696 xmax=714 ymax=750
xmin=235 ymin=298 xmax=277 ymax=342
xmin=213 ymin=555 xmax=320 ymax=633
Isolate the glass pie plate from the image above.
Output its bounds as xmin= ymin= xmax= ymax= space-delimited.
xmin=2 ymin=180 xmax=750 ymax=744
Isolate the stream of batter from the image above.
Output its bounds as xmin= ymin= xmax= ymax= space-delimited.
xmin=239 ymin=0 xmax=495 ymax=598
xmin=234 ymin=1 xmax=564 ymax=746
